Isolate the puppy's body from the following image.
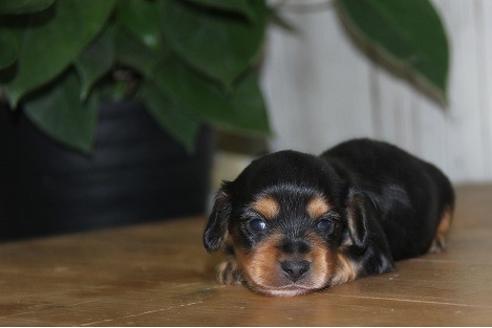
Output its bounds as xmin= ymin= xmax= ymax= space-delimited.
xmin=204 ymin=138 xmax=454 ymax=296
xmin=322 ymin=139 xmax=455 ymax=261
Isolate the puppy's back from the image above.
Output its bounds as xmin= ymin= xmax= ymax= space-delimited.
xmin=320 ymin=138 xmax=454 ymax=260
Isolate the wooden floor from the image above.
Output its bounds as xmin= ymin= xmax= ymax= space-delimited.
xmin=1 ymin=185 xmax=492 ymax=326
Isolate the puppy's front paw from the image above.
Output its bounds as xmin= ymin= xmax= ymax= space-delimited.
xmin=217 ymin=259 xmax=243 ymax=285
xmin=330 ymin=253 xmax=359 ymax=286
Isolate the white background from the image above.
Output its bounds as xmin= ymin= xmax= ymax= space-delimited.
xmin=262 ymin=0 xmax=492 ymax=183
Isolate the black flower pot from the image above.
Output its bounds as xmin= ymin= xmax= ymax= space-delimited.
xmin=0 ymin=101 xmax=214 ymax=241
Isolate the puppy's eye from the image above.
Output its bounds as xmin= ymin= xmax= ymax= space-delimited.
xmin=249 ymin=218 xmax=267 ymax=232
xmin=316 ymin=219 xmax=335 ymax=234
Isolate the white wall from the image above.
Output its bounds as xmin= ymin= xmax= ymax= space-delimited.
xmin=261 ymin=0 xmax=492 ymax=183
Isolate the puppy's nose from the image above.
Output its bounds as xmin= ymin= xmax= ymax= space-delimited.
xmin=280 ymin=260 xmax=310 ymax=282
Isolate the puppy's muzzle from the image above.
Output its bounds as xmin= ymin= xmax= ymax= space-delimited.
xmin=278 ymin=238 xmax=312 ymax=282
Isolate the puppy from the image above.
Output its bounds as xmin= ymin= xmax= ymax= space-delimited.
xmin=203 ymin=138 xmax=454 ymax=296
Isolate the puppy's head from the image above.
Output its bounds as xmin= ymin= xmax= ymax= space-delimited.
xmin=203 ymin=150 xmax=372 ymax=296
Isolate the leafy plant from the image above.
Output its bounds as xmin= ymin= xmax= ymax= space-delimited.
xmin=0 ymin=0 xmax=449 ymax=153
xmin=336 ymin=0 xmax=449 ymax=105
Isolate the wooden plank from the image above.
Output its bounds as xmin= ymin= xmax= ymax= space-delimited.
xmin=1 ymin=185 xmax=492 ymax=325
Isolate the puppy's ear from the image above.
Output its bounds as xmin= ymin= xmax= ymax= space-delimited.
xmin=345 ymin=189 xmax=376 ymax=248
xmin=203 ymin=182 xmax=232 ymax=252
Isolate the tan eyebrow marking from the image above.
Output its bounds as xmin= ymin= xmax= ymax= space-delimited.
xmin=252 ymin=196 xmax=279 ymax=220
xmin=306 ymin=195 xmax=330 ymax=219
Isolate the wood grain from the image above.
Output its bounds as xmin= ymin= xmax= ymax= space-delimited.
xmin=1 ymin=185 xmax=492 ymax=326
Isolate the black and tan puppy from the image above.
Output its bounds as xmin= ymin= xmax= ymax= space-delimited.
xmin=203 ymin=138 xmax=454 ymax=296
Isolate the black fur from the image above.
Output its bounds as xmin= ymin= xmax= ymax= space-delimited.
xmin=204 ymin=138 xmax=454 ymax=284
xmin=321 ymin=139 xmax=455 ymax=261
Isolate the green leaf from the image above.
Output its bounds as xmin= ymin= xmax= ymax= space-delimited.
xmin=116 ymin=0 xmax=161 ymax=50
xmin=0 ymin=30 xmax=18 ymax=69
xmin=226 ymin=71 xmax=270 ymax=134
xmin=114 ymin=28 xmax=269 ymax=144
xmin=336 ymin=0 xmax=449 ymax=105
xmin=186 ymin=0 xmax=257 ymax=21
xmin=0 ymin=0 xmax=55 ymax=14
xmin=24 ymin=71 xmax=98 ymax=153
xmin=113 ymin=30 xmax=201 ymax=150
xmin=139 ymin=81 xmax=200 ymax=151
xmin=75 ymin=26 xmax=115 ymax=100
xmin=3 ymin=0 xmax=116 ymax=107
xmin=152 ymin=56 xmax=270 ymax=135
xmin=160 ymin=0 xmax=267 ymax=86
xmin=114 ymin=26 xmax=160 ymax=77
